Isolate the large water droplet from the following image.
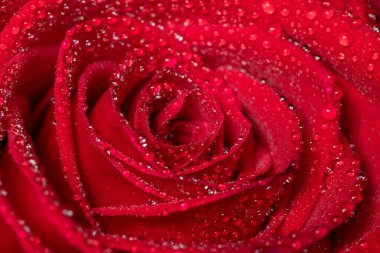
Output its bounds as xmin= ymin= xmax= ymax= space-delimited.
xmin=321 ymin=105 xmax=337 ymax=120
xmin=367 ymin=63 xmax=375 ymax=72
xmin=306 ymin=10 xmax=317 ymax=20
xmin=180 ymin=202 xmax=189 ymax=211
xmin=338 ymin=33 xmax=353 ymax=47
xmin=351 ymin=18 xmax=363 ymax=28
xmin=262 ymin=1 xmax=275 ymax=15
xmin=323 ymin=9 xmax=334 ymax=20
xmin=11 ymin=26 xmax=20 ymax=35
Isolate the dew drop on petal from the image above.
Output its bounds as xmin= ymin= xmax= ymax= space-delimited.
xmin=218 ymin=183 xmax=227 ymax=191
xmin=57 ymin=106 xmax=65 ymax=114
xmin=280 ymin=8 xmax=290 ymax=17
xmin=180 ymin=202 xmax=189 ymax=211
xmin=321 ymin=105 xmax=337 ymax=120
xmin=372 ymin=52 xmax=379 ymax=61
xmin=338 ymin=52 xmax=346 ymax=60
xmin=333 ymin=88 xmax=343 ymax=100
xmin=338 ymin=33 xmax=353 ymax=47
xmin=323 ymin=9 xmax=334 ymax=20
xmin=306 ymin=10 xmax=317 ymax=20
xmin=130 ymin=26 xmax=140 ymax=35
xmin=312 ymin=133 xmax=321 ymax=141
xmin=11 ymin=26 xmax=20 ymax=35
xmin=282 ymin=48 xmax=290 ymax=56
xmin=314 ymin=227 xmax=328 ymax=239
xmin=358 ymin=241 xmax=369 ymax=250
xmin=351 ymin=18 xmax=363 ymax=28
xmin=92 ymin=18 xmax=102 ymax=27
xmin=249 ymin=33 xmax=258 ymax=41
xmin=122 ymin=170 xmax=130 ymax=177
xmin=106 ymin=17 xmax=118 ymax=25
xmin=163 ymin=57 xmax=178 ymax=67
xmin=262 ymin=1 xmax=275 ymax=15
xmin=367 ymin=63 xmax=375 ymax=72
xmin=291 ymin=240 xmax=302 ymax=251
xmin=262 ymin=40 xmax=271 ymax=49
xmin=37 ymin=9 xmax=46 ymax=19
xmin=251 ymin=11 xmax=260 ymax=19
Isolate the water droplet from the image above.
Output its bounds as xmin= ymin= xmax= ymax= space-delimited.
xmin=251 ymin=11 xmax=260 ymax=19
xmin=162 ymin=57 xmax=177 ymax=67
xmin=237 ymin=8 xmax=245 ymax=17
xmin=233 ymin=219 xmax=242 ymax=226
xmin=372 ymin=52 xmax=379 ymax=60
xmin=92 ymin=18 xmax=102 ymax=27
xmin=291 ymin=240 xmax=302 ymax=251
xmin=282 ymin=48 xmax=290 ymax=56
xmin=333 ymin=88 xmax=343 ymax=100
xmin=121 ymin=17 xmax=131 ymax=26
xmin=249 ymin=33 xmax=258 ymax=41
xmin=57 ymin=106 xmax=65 ymax=113
xmin=280 ymin=8 xmax=290 ymax=17
xmin=291 ymin=132 xmax=301 ymax=141
xmin=37 ymin=9 xmax=46 ymax=19
xmin=11 ymin=26 xmax=20 ymax=35
xmin=220 ymin=214 xmax=230 ymax=223
xmin=130 ymin=26 xmax=140 ymax=35
xmin=351 ymin=18 xmax=363 ymax=28
xmin=306 ymin=10 xmax=317 ymax=20
xmin=314 ymin=227 xmax=328 ymax=238
xmin=180 ymin=202 xmax=189 ymax=211
xmin=358 ymin=241 xmax=369 ymax=251
xmin=307 ymin=27 xmax=315 ymax=35
xmin=326 ymin=74 xmax=335 ymax=85
xmin=218 ymin=184 xmax=227 ymax=191
xmin=338 ymin=52 xmax=345 ymax=60
xmin=338 ymin=33 xmax=353 ymax=47
xmin=321 ymin=105 xmax=337 ymax=120
xmin=268 ymin=24 xmax=281 ymax=37
xmin=262 ymin=40 xmax=271 ymax=49
xmin=368 ymin=12 xmax=378 ymax=23
xmin=346 ymin=170 xmax=355 ymax=177
xmin=323 ymin=9 xmax=334 ymax=20
xmin=262 ymin=1 xmax=275 ymax=15
xmin=84 ymin=24 xmax=92 ymax=32
xmin=106 ymin=17 xmax=117 ymax=25
xmin=367 ymin=63 xmax=375 ymax=72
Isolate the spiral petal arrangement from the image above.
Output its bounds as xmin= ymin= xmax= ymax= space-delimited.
xmin=0 ymin=0 xmax=379 ymax=252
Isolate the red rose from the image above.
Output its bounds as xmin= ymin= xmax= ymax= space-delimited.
xmin=0 ymin=0 xmax=379 ymax=252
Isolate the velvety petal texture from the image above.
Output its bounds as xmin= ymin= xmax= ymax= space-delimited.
xmin=0 ymin=0 xmax=378 ymax=252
